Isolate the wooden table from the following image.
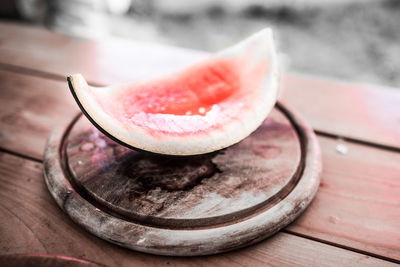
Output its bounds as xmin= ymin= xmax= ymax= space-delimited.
xmin=0 ymin=21 xmax=399 ymax=266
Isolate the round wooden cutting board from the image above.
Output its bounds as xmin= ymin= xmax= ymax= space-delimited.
xmin=43 ymin=102 xmax=321 ymax=256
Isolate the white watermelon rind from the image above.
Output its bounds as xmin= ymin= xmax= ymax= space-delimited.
xmin=68 ymin=28 xmax=279 ymax=155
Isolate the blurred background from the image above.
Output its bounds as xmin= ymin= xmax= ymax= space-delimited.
xmin=1 ymin=0 xmax=399 ymax=88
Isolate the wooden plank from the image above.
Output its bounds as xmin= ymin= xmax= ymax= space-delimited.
xmin=1 ymin=22 xmax=400 ymax=148
xmin=281 ymin=73 xmax=400 ymax=149
xmin=0 ymin=70 xmax=399 ymax=260
xmin=0 ymin=254 xmax=102 ymax=267
xmin=288 ymin=136 xmax=400 ymax=261
xmin=0 ymin=151 xmax=396 ymax=266
xmin=0 ymin=70 xmax=79 ymax=160
xmin=0 ymin=22 xmax=206 ymax=85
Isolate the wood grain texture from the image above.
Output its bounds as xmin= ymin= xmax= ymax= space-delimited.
xmin=0 ymin=21 xmax=399 ymax=263
xmin=1 ymin=22 xmax=400 ymax=149
xmin=0 ymin=254 xmax=104 ymax=267
xmin=0 ymin=152 xmax=396 ymax=266
xmin=42 ymin=103 xmax=321 ymax=256
xmin=0 ymin=22 xmax=205 ymax=85
xmin=281 ymin=73 xmax=400 ymax=149
xmin=0 ymin=69 xmax=78 ymax=160
xmin=288 ymin=136 xmax=400 ymax=261
xmin=66 ymin=109 xmax=301 ymax=226
xmin=0 ymin=64 xmax=399 ymax=260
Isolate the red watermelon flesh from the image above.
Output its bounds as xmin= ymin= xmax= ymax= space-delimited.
xmin=68 ymin=28 xmax=279 ymax=155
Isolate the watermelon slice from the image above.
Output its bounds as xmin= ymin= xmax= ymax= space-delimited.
xmin=68 ymin=28 xmax=279 ymax=155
